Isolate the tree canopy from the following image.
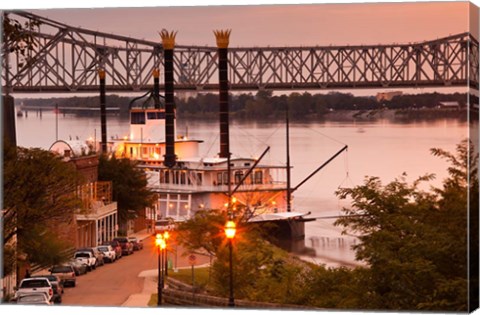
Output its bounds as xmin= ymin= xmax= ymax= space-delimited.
xmin=334 ymin=139 xmax=476 ymax=311
xmin=97 ymin=155 xmax=156 ymax=228
xmin=2 ymin=143 xmax=83 ymax=269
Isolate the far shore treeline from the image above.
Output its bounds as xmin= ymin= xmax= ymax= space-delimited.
xmin=17 ymin=91 xmax=476 ymax=121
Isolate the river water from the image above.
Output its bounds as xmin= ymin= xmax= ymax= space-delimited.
xmin=15 ymin=109 xmax=471 ymax=267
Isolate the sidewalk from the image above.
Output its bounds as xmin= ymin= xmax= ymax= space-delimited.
xmin=122 ymin=230 xmax=211 ymax=307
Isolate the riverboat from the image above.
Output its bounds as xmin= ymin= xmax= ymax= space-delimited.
xmin=108 ymin=106 xmax=301 ymax=222
xmin=101 ymin=30 xmax=343 ymax=252
xmin=106 ymin=104 xmax=314 ymax=252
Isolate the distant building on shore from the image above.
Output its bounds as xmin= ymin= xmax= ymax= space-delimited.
xmin=438 ymin=101 xmax=460 ymax=109
xmin=376 ymin=91 xmax=403 ymax=102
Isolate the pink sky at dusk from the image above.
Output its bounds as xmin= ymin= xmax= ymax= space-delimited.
xmin=3 ymin=1 xmax=478 ymax=98
xmin=28 ymin=2 xmax=476 ymax=47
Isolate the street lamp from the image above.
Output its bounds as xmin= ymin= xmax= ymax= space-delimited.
xmin=155 ymin=234 xmax=166 ymax=306
xmin=163 ymin=231 xmax=170 ymax=276
xmin=224 ymin=220 xmax=236 ymax=307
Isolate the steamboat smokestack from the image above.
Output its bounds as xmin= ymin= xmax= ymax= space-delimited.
xmin=214 ymin=30 xmax=231 ymax=159
xmin=160 ymin=30 xmax=177 ymax=168
xmin=98 ymin=69 xmax=107 ymax=154
xmin=153 ymin=68 xmax=160 ymax=109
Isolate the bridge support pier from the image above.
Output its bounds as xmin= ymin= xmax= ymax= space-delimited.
xmin=2 ymin=94 xmax=17 ymax=147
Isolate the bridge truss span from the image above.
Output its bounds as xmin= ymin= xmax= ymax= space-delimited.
xmin=2 ymin=11 xmax=479 ymax=93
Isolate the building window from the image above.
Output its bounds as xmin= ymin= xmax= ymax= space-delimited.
xmin=217 ymin=173 xmax=223 ymax=185
xmin=196 ymin=173 xmax=203 ymax=185
xmin=180 ymin=172 xmax=186 ymax=185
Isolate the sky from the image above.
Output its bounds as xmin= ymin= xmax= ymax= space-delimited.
xmin=13 ymin=1 xmax=479 ymax=47
xmin=2 ymin=2 xmax=476 ymax=107
xmin=2 ymin=0 xmax=478 ymax=99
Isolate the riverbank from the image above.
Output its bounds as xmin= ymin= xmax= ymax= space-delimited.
xmin=175 ymin=107 xmax=469 ymax=123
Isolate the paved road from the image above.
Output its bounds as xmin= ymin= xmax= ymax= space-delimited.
xmin=61 ymin=236 xmax=158 ymax=307
xmin=61 ymin=234 xmax=212 ymax=307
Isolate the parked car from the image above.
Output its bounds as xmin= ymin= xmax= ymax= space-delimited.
xmin=107 ymin=240 xmax=122 ymax=260
xmin=50 ymin=282 xmax=62 ymax=304
xmin=31 ymin=275 xmax=64 ymax=293
xmin=127 ymin=237 xmax=144 ymax=250
xmin=97 ymin=245 xmax=116 ymax=263
xmin=74 ymin=251 xmax=97 ymax=271
xmin=155 ymin=219 xmax=175 ymax=233
xmin=16 ymin=293 xmax=52 ymax=305
xmin=15 ymin=277 xmax=53 ymax=302
xmin=68 ymin=259 xmax=88 ymax=276
xmin=78 ymin=247 xmax=105 ymax=267
xmin=50 ymin=265 xmax=76 ymax=287
xmin=113 ymin=237 xmax=134 ymax=256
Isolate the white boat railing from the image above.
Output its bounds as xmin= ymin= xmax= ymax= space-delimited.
xmin=146 ymin=171 xmax=286 ymax=192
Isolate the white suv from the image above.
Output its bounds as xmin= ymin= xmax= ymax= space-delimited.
xmin=74 ymin=251 xmax=97 ymax=271
xmin=15 ymin=277 xmax=53 ymax=302
xmin=97 ymin=245 xmax=116 ymax=263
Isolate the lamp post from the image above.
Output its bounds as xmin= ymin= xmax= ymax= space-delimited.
xmin=224 ymin=220 xmax=236 ymax=307
xmin=155 ymin=234 xmax=166 ymax=306
xmin=163 ymin=231 xmax=170 ymax=276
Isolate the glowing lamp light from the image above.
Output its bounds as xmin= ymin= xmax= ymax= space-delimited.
xmin=159 ymin=239 xmax=166 ymax=249
xmin=224 ymin=221 xmax=236 ymax=239
xmin=155 ymin=234 xmax=163 ymax=246
xmin=123 ymin=135 xmax=128 ymax=140
xmin=153 ymin=152 xmax=160 ymax=159
xmin=163 ymin=231 xmax=170 ymax=240
xmin=231 ymin=197 xmax=237 ymax=204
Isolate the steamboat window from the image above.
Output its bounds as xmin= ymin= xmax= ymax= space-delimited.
xmin=131 ymin=112 xmax=146 ymax=124
xmin=196 ymin=173 xmax=203 ymax=185
xmin=234 ymin=171 xmax=243 ymax=185
xmin=254 ymin=170 xmax=263 ymax=184
xmin=217 ymin=173 xmax=223 ymax=185
xmin=164 ymin=170 xmax=170 ymax=184
xmin=180 ymin=172 xmax=186 ymax=185
xmin=223 ymin=172 xmax=229 ymax=185
xmin=147 ymin=112 xmax=165 ymax=120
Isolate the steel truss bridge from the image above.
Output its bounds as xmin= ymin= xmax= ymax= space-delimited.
xmin=2 ymin=11 xmax=479 ymax=94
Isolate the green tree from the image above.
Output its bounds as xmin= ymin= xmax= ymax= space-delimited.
xmin=97 ymin=155 xmax=156 ymax=228
xmin=2 ymin=13 xmax=41 ymax=66
xmin=2 ymin=143 xmax=83 ymax=268
xmin=334 ymin=139 xmax=476 ymax=311
xmin=175 ymin=209 xmax=227 ymax=257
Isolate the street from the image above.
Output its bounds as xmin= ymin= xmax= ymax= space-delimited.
xmin=61 ymin=236 xmax=158 ymax=307
xmin=60 ymin=234 xmax=211 ymax=307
